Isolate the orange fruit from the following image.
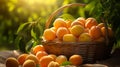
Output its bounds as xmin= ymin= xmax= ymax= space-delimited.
xmin=55 ymin=55 xmax=67 ymax=65
xmin=23 ymin=60 xmax=36 ymax=67
xmin=63 ymin=34 xmax=77 ymax=42
xmin=70 ymin=25 xmax=84 ymax=36
xmin=97 ymin=23 xmax=105 ymax=29
xmin=85 ymin=17 xmax=98 ymax=29
xmin=94 ymin=36 xmax=105 ymax=42
xmin=43 ymin=29 xmax=56 ymax=41
xmin=25 ymin=54 xmax=39 ymax=64
xmin=39 ymin=56 xmax=54 ymax=67
xmin=5 ymin=57 xmax=19 ymax=67
xmin=89 ymin=26 xmax=102 ymax=39
xmin=78 ymin=33 xmax=92 ymax=42
xmin=76 ymin=17 xmax=86 ymax=27
xmin=48 ymin=54 xmax=57 ymax=61
xmin=32 ymin=45 xmax=45 ymax=55
xmin=66 ymin=20 xmax=72 ymax=28
xmin=17 ymin=54 xmax=28 ymax=65
xmin=84 ymin=28 xmax=89 ymax=33
xmin=56 ymin=27 xmax=69 ymax=40
xmin=101 ymin=27 xmax=113 ymax=37
xmin=71 ymin=21 xmax=83 ymax=27
xmin=48 ymin=61 xmax=60 ymax=67
xmin=53 ymin=18 xmax=67 ymax=29
xmin=50 ymin=27 xmax=57 ymax=32
xmin=36 ymin=51 xmax=48 ymax=60
xmin=69 ymin=55 xmax=83 ymax=66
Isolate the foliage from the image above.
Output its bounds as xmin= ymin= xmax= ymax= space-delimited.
xmin=0 ymin=0 xmax=120 ymax=52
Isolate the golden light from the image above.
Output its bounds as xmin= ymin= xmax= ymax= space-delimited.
xmin=23 ymin=0 xmax=57 ymax=5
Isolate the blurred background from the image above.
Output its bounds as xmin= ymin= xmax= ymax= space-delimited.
xmin=0 ymin=0 xmax=120 ymax=52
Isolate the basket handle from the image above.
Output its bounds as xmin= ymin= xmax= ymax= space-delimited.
xmin=45 ymin=3 xmax=86 ymax=29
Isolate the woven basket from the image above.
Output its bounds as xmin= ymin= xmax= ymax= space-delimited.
xmin=42 ymin=3 xmax=114 ymax=63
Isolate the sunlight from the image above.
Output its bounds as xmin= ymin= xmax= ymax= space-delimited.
xmin=24 ymin=0 xmax=56 ymax=5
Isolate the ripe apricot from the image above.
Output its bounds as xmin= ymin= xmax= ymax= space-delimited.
xmin=56 ymin=27 xmax=69 ymax=40
xmin=48 ymin=54 xmax=57 ymax=61
xmin=85 ymin=17 xmax=98 ymax=29
xmin=70 ymin=25 xmax=84 ymax=36
xmin=25 ymin=54 xmax=39 ymax=64
xmin=53 ymin=18 xmax=67 ymax=29
xmin=101 ymin=27 xmax=113 ymax=37
xmin=39 ymin=56 xmax=54 ymax=67
xmin=32 ymin=45 xmax=45 ymax=55
xmin=50 ymin=27 xmax=57 ymax=32
xmin=66 ymin=20 xmax=72 ymax=28
xmin=48 ymin=61 xmax=60 ymax=67
xmin=5 ymin=57 xmax=19 ymax=67
xmin=69 ymin=55 xmax=83 ymax=66
xmin=63 ymin=34 xmax=76 ymax=42
xmin=23 ymin=60 xmax=36 ymax=67
xmin=17 ymin=54 xmax=28 ymax=65
xmin=75 ymin=17 xmax=86 ymax=27
xmin=89 ymin=26 xmax=102 ymax=39
xmin=94 ymin=36 xmax=105 ymax=42
xmin=43 ymin=29 xmax=56 ymax=41
xmin=36 ymin=51 xmax=48 ymax=60
xmin=78 ymin=33 xmax=92 ymax=42
xmin=55 ymin=55 xmax=67 ymax=65
xmin=97 ymin=23 xmax=105 ymax=29
xmin=71 ymin=21 xmax=83 ymax=27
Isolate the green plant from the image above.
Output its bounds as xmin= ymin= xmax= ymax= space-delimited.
xmin=16 ymin=19 xmax=45 ymax=53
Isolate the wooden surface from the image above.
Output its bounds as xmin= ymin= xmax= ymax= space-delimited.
xmin=0 ymin=48 xmax=120 ymax=67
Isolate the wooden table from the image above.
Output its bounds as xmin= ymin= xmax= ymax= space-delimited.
xmin=0 ymin=48 xmax=120 ymax=67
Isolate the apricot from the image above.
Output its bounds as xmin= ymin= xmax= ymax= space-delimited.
xmin=75 ymin=17 xmax=86 ymax=27
xmin=71 ymin=21 xmax=83 ymax=27
xmin=48 ymin=61 xmax=60 ymax=67
xmin=39 ymin=56 xmax=54 ymax=67
xmin=48 ymin=54 xmax=57 ymax=61
xmin=50 ymin=27 xmax=57 ymax=32
xmin=85 ymin=17 xmax=98 ymax=29
xmin=69 ymin=55 xmax=83 ymax=66
xmin=56 ymin=27 xmax=69 ymax=40
xmin=94 ymin=36 xmax=105 ymax=42
xmin=17 ymin=54 xmax=28 ymax=65
xmin=23 ymin=60 xmax=36 ymax=67
xmin=5 ymin=57 xmax=19 ymax=67
xmin=53 ymin=18 xmax=67 ymax=29
xmin=63 ymin=34 xmax=76 ymax=42
xmin=55 ymin=55 xmax=67 ymax=65
xmin=32 ymin=45 xmax=45 ymax=55
xmin=36 ymin=51 xmax=48 ymax=60
xmin=25 ymin=54 xmax=39 ymax=64
xmin=89 ymin=26 xmax=102 ymax=39
xmin=70 ymin=25 xmax=84 ymax=36
xmin=101 ymin=27 xmax=113 ymax=37
xmin=43 ymin=29 xmax=56 ymax=41
xmin=97 ymin=23 xmax=105 ymax=29
xmin=66 ymin=20 xmax=72 ymax=28
xmin=78 ymin=33 xmax=92 ymax=42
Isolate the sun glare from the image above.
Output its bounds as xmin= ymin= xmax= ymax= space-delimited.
xmin=23 ymin=0 xmax=56 ymax=5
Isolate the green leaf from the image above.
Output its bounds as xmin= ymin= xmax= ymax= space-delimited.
xmin=17 ymin=22 xmax=30 ymax=34
xmin=60 ymin=61 xmax=72 ymax=66
xmin=31 ymin=28 xmax=37 ymax=40
xmin=59 ymin=13 xmax=75 ymax=21
xmin=25 ymin=39 xmax=34 ymax=52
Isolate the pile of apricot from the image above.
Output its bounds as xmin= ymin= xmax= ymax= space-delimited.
xmin=5 ymin=45 xmax=83 ymax=67
xmin=43 ymin=17 xmax=113 ymax=42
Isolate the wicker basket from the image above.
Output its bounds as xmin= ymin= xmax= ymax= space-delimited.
xmin=42 ymin=3 xmax=114 ymax=63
